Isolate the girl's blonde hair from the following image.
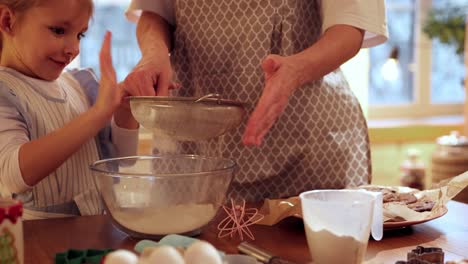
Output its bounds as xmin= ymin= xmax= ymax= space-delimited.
xmin=0 ymin=0 xmax=93 ymax=59
xmin=0 ymin=0 xmax=39 ymax=14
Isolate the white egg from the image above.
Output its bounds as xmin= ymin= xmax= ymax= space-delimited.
xmin=136 ymin=258 xmax=150 ymax=264
xmin=146 ymin=245 xmax=185 ymax=264
xmin=184 ymin=241 xmax=222 ymax=264
xmin=104 ymin=249 xmax=138 ymax=264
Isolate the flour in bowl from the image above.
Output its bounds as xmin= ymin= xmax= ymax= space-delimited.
xmin=112 ymin=203 xmax=216 ymax=235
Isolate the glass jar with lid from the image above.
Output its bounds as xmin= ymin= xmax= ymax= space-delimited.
xmin=431 ymin=131 xmax=468 ymax=202
xmin=400 ymin=148 xmax=425 ymax=190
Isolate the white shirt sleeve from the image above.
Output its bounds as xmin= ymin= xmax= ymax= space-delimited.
xmin=0 ymin=93 xmax=140 ymax=195
xmin=0 ymin=111 xmax=140 ymax=195
xmin=0 ymin=98 xmax=32 ymax=195
xmin=111 ymin=119 xmax=140 ymax=157
xmin=322 ymin=0 xmax=388 ymax=48
xmin=126 ymin=0 xmax=175 ymax=25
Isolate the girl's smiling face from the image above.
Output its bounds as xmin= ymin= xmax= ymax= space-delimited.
xmin=3 ymin=0 xmax=92 ymax=80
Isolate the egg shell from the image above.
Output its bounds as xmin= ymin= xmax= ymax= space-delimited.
xmin=136 ymin=258 xmax=150 ymax=264
xmin=184 ymin=241 xmax=223 ymax=264
xmin=146 ymin=245 xmax=185 ymax=264
xmin=104 ymin=249 xmax=138 ymax=264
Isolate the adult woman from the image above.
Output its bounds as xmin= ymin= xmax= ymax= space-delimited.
xmin=125 ymin=0 xmax=388 ymax=201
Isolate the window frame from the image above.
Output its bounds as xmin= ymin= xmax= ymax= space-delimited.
xmin=367 ymin=0 xmax=464 ymax=120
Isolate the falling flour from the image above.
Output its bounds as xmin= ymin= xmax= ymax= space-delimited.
xmin=305 ymin=225 xmax=368 ymax=264
xmin=112 ymin=203 xmax=216 ymax=235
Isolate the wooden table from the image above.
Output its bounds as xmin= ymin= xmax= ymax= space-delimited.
xmin=24 ymin=201 xmax=468 ymax=264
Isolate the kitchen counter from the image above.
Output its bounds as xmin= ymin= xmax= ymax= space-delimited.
xmin=24 ymin=201 xmax=468 ymax=263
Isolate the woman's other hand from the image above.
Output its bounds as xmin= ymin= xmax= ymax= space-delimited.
xmin=242 ymin=25 xmax=364 ymax=146
xmin=242 ymin=54 xmax=304 ymax=146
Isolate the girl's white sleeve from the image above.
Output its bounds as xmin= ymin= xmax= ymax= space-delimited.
xmin=0 ymin=99 xmax=32 ymax=195
xmin=126 ymin=0 xmax=175 ymax=25
xmin=322 ymin=0 xmax=389 ymax=48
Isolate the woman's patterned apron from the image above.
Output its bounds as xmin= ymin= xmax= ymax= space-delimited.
xmin=168 ymin=0 xmax=371 ymax=201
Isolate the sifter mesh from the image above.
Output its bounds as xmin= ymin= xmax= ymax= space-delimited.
xmin=128 ymin=94 xmax=246 ymax=141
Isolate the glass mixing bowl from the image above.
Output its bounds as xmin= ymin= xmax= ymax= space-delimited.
xmin=128 ymin=94 xmax=246 ymax=141
xmin=90 ymin=155 xmax=236 ymax=239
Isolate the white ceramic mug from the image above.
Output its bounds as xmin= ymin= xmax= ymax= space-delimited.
xmin=0 ymin=198 xmax=24 ymax=264
xmin=299 ymin=190 xmax=382 ymax=264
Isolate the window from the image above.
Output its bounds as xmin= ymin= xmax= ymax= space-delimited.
xmin=77 ymin=0 xmax=465 ymax=121
xmin=344 ymin=0 xmax=465 ymax=120
xmin=75 ymin=0 xmax=139 ymax=81
xmin=369 ymin=1 xmax=415 ymax=105
xmin=430 ymin=0 xmax=465 ymax=104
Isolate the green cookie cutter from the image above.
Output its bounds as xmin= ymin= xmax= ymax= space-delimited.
xmin=54 ymin=248 xmax=114 ymax=264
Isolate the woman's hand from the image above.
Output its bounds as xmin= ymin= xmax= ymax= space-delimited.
xmin=242 ymin=54 xmax=305 ymax=146
xmin=124 ymin=11 xmax=175 ymax=97
xmin=116 ymin=46 xmax=173 ymax=129
xmin=123 ymin=46 xmax=173 ymax=97
xmin=242 ymin=25 xmax=364 ymax=146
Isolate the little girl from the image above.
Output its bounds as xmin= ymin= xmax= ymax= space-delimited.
xmin=0 ymin=0 xmax=144 ymax=219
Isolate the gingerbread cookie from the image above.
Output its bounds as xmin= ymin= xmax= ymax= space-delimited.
xmin=359 ymin=186 xmax=434 ymax=212
xmin=407 ymin=197 xmax=435 ymax=212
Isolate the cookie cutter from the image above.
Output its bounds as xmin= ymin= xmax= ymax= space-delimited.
xmin=54 ymin=248 xmax=113 ymax=264
xmin=395 ymin=246 xmax=444 ymax=264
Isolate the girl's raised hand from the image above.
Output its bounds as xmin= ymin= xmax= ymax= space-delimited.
xmin=93 ymin=31 xmax=123 ymax=120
